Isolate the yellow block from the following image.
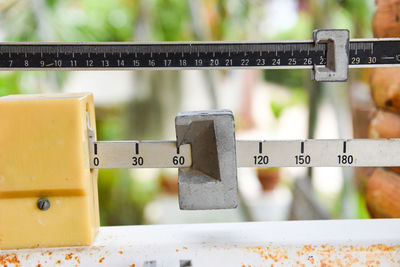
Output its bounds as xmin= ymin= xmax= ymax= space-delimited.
xmin=0 ymin=93 xmax=99 ymax=249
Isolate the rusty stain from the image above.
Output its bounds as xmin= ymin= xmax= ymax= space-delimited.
xmin=0 ymin=253 xmax=20 ymax=266
xmin=36 ymin=264 xmax=41 ymax=267
xmin=69 ymin=247 xmax=87 ymax=253
xmin=1 ymin=240 xmax=399 ymax=266
xmin=308 ymin=255 xmax=314 ymax=264
xmin=48 ymin=252 xmax=52 ymax=256
xmin=130 ymin=264 xmax=135 ymax=267
xmin=65 ymin=253 xmax=73 ymax=260
xmin=245 ymin=244 xmax=400 ymax=266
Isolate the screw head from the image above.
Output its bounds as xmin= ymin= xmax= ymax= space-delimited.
xmin=37 ymin=198 xmax=50 ymax=211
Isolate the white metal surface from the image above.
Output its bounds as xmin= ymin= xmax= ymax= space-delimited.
xmin=237 ymin=139 xmax=400 ymax=167
xmin=1 ymin=219 xmax=399 ymax=266
xmin=90 ymin=138 xmax=400 ymax=169
xmin=90 ymin=141 xmax=191 ymax=169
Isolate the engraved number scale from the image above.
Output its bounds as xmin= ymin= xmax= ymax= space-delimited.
xmin=89 ymin=138 xmax=400 ymax=169
xmin=5 ymin=30 xmax=400 ymax=169
xmin=1 ymin=39 xmax=399 ymax=70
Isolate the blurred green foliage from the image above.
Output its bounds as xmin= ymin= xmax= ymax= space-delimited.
xmin=0 ymin=72 xmax=20 ymax=96
xmin=269 ymin=87 xmax=308 ymax=118
xmin=0 ymin=0 xmax=376 ymax=224
xmin=150 ymin=0 xmax=191 ymax=41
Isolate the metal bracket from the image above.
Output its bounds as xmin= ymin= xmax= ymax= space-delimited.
xmin=175 ymin=110 xmax=238 ymax=210
xmin=312 ymin=29 xmax=349 ymax=82
xmin=86 ymin=112 xmax=95 ymax=142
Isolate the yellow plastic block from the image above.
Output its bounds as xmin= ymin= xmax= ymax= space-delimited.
xmin=0 ymin=93 xmax=99 ymax=249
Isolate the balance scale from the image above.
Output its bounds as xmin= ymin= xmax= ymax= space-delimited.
xmin=0 ymin=30 xmax=399 ymax=266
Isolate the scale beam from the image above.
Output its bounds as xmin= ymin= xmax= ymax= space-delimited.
xmin=3 ymin=29 xmax=400 ymax=81
xmin=89 ymin=139 xmax=400 ymax=169
xmin=1 ymin=39 xmax=399 ymax=70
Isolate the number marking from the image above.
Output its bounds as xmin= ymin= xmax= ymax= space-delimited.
xmin=173 ymin=156 xmax=185 ymax=165
xmin=295 ymin=155 xmax=311 ymax=165
xmin=254 ymin=155 xmax=269 ymax=165
xmin=132 ymin=156 xmax=144 ymax=166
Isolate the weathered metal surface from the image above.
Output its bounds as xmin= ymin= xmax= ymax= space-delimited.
xmin=312 ymin=29 xmax=349 ymax=82
xmin=175 ymin=110 xmax=238 ymax=210
xmin=1 ymin=219 xmax=400 ymax=266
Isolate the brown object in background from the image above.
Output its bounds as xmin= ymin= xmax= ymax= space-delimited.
xmin=371 ymin=68 xmax=400 ymax=112
xmin=366 ymin=168 xmax=400 ymax=218
xmin=369 ymin=110 xmax=400 ymax=174
xmin=257 ymin=168 xmax=280 ymax=191
xmin=350 ymin=82 xmax=375 ymax=192
xmin=366 ymin=0 xmax=400 ymax=219
xmin=351 ymin=81 xmax=375 ymax=139
xmin=354 ymin=167 xmax=374 ymax=193
xmin=373 ymin=0 xmax=400 ymax=38
xmin=160 ymin=175 xmax=178 ymax=195
xmin=369 ymin=109 xmax=400 ymax=138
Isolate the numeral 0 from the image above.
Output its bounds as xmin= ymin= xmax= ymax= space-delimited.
xmin=93 ymin=157 xmax=99 ymax=166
